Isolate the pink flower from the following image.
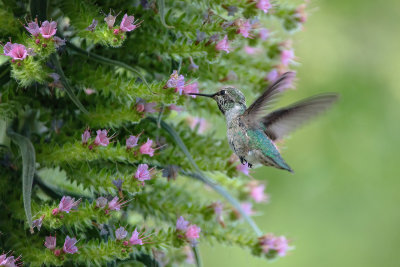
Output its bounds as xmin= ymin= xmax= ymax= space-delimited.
xmin=144 ymin=102 xmax=157 ymax=113
xmin=105 ymin=12 xmax=119 ymax=28
xmin=44 ymin=235 xmax=57 ymax=250
xmin=236 ymin=163 xmax=250 ymax=176
xmin=256 ymin=0 xmax=272 ymax=14
xmin=63 ymin=236 xmax=78 ymax=254
xmin=139 ymin=138 xmax=155 ymax=157
xmin=54 ymin=196 xmax=81 ymax=214
xmin=176 ymin=216 xmax=189 ymax=231
xmin=0 ymin=254 xmax=21 ymax=266
xmin=94 ymin=129 xmax=110 ymax=146
xmin=166 ymin=70 xmax=185 ymax=94
xmin=240 ymin=202 xmax=255 ymax=216
xmin=84 ymin=88 xmax=96 ymax=95
xmin=185 ymin=224 xmax=201 ymax=242
xmin=281 ymin=49 xmax=295 ymax=66
xmin=244 ymin=46 xmax=262 ymax=55
xmin=120 ymin=14 xmax=138 ymax=32
xmin=249 ymin=184 xmax=269 ymax=203
xmin=129 ymin=229 xmax=144 ymax=245
xmin=96 ymin=197 xmax=108 ymax=209
xmin=115 ymin=226 xmax=128 ymax=240
xmin=107 ymin=196 xmax=128 ymax=211
xmin=135 ymin=164 xmax=153 ymax=182
xmin=237 ymin=20 xmax=252 ymax=38
xmin=187 ymin=117 xmax=208 ymax=134
xmin=40 ymin=21 xmax=57 ymax=38
xmin=259 ymin=28 xmax=269 ymax=40
xmin=169 ymin=104 xmax=183 ymax=112
xmin=81 ymin=129 xmax=90 ymax=144
xmin=32 ymin=215 xmax=45 ymax=231
xmin=25 ymin=21 xmax=40 ymax=36
xmin=295 ymin=4 xmax=308 ymax=23
xmin=259 ymin=234 xmax=290 ymax=257
xmin=267 ymin=69 xmax=279 ymax=82
xmin=182 ymin=82 xmax=199 ymax=97
xmin=126 ymin=135 xmax=139 ymax=149
xmin=3 ymin=43 xmax=28 ymax=60
xmin=215 ymin=35 xmax=231 ymax=53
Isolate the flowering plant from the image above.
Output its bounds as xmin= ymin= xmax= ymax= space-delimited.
xmin=0 ymin=0 xmax=306 ymax=265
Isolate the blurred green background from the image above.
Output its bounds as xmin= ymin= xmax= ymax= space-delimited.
xmin=202 ymin=0 xmax=400 ymax=266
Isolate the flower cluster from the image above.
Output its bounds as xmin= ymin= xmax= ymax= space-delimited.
xmin=165 ymin=70 xmax=200 ymax=96
xmin=258 ymin=234 xmax=291 ymax=257
xmin=96 ymin=196 xmax=129 ymax=214
xmin=115 ymin=226 xmax=151 ymax=247
xmin=175 ymin=216 xmax=201 ymax=245
xmin=44 ymin=235 xmax=79 ymax=256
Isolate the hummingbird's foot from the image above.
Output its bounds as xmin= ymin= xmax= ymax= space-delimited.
xmin=240 ymin=157 xmax=246 ymax=165
xmin=248 ymin=163 xmax=253 ymax=168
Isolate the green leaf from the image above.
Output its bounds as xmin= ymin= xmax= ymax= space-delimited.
xmin=6 ymin=128 xmax=36 ymax=230
xmin=49 ymin=54 xmax=88 ymax=114
xmin=147 ymin=118 xmax=262 ymax=236
xmin=157 ymin=0 xmax=174 ymax=29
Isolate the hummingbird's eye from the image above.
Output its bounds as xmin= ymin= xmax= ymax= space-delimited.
xmin=220 ymin=90 xmax=227 ymax=95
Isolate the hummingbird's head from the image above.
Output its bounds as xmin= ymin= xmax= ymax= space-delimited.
xmin=190 ymin=87 xmax=246 ymax=115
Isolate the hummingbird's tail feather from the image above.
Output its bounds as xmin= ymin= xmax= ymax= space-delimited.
xmin=254 ymin=150 xmax=294 ymax=173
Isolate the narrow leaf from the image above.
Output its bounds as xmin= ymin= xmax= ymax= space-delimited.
xmin=157 ymin=0 xmax=174 ymax=28
xmin=49 ymin=54 xmax=88 ymax=114
xmin=6 ymin=128 xmax=36 ymax=230
xmin=147 ymin=118 xmax=262 ymax=236
xmin=192 ymin=245 xmax=202 ymax=267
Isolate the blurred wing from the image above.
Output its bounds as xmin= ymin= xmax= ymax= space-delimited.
xmin=263 ymin=94 xmax=339 ymax=141
xmin=243 ymin=72 xmax=296 ymax=127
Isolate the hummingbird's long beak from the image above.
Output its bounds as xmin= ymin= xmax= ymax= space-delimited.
xmin=188 ymin=92 xmax=216 ymax=98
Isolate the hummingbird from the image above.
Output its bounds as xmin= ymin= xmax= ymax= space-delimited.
xmin=189 ymin=72 xmax=338 ymax=172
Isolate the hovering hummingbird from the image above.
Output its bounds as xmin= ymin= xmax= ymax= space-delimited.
xmin=189 ymin=72 xmax=338 ymax=172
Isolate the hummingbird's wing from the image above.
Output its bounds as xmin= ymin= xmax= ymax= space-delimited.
xmin=262 ymin=94 xmax=339 ymax=141
xmin=242 ymin=71 xmax=296 ymax=127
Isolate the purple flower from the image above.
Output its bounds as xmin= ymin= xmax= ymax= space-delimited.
xmin=126 ymin=135 xmax=139 ymax=149
xmin=237 ymin=20 xmax=252 ymax=38
xmin=94 ymin=129 xmax=110 ymax=146
xmin=108 ymin=196 xmax=128 ymax=211
xmin=166 ymin=70 xmax=185 ymax=94
xmin=259 ymin=28 xmax=269 ymax=40
xmin=63 ymin=236 xmax=78 ymax=254
xmin=40 ymin=21 xmax=57 ymax=38
xmin=25 ymin=21 xmax=40 ymax=36
xmin=54 ymin=196 xmax=81 ymax=214
xmin=249 ymin=183 xmax=269 ymax=203
xmin=185 ymin=224 xmax=201 ymax=242
xmin=267 ymin=69 xmax=279 ymax=82
xmin=120 ymin=14 xmax=138 ymax=32
xmin=240 ymin=202 xmax=255 ymax=216
xmin=81 ymin=129 xmax=90 ymax=144
xmin=244 ymin=46 xmax=262 ymax=55
xmin=295 ymin=4 xmax=308 ymax=23
xmin=189 ymin=57 xmax=199 ymax=71
xmin=32 ymin=215 xmax=45 ymax=231
xmin=3 ymin=43 xmax=28 ymax=60
xmin=96 ymin=197 xmax=108 ymax=208
xmin=281 ymin=49 xmax=295 ymax=66
xmin=182 ymin=82 xmax=199 ymax=97
xmin=176 ymin=216 xmax=189 ymax=231
xmin=129 ymin=229 xmax=144 ymax=245
xmin=86 ymin=19 xmax=98 ymax=32
xmin=105 ymin=12 xmax=119 ymax=28
xmin=44 ymin=235 xmax=57 ymax=250
xmin=259 ymin=234 xmax=290 ymax=257
xmin=135 ymin=164 xmax=153 ymax=182
xmin=215 ymin=35 xmax=231 ymax=53
xmin=0 ymin=254 xmax=21 ymax=266
xmin=139 ymin=138 xmax=155 ymax=157
xmin=53 ymin=36 xmax=66 ymax=48
xmin=115 ymin=226 xmax=128 ymax=240
xmin=85 ymin=88 xmax=96 ymax=95
xmin=236 ymin=163 xmax=250 ymax=176
xmin=136 ymin=99 xmax=157 ymax=113
xmin=112 ymin=178 xmax=123 ymax=191
xmin=257 ymin=0 xmax=272 ymax=14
